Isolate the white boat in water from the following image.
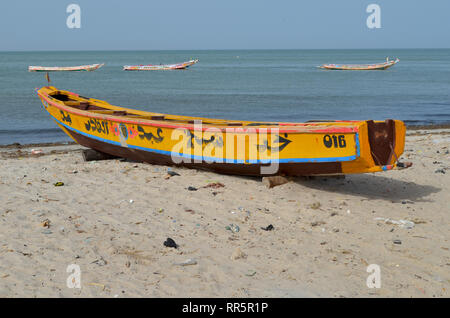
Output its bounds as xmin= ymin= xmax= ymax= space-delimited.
xmin=123 ymin=59 xmax=198 ymax=71
xmin=28 ymin=63 xmax=104 ymax=72
xmin=319 ymin=58 xmax=399 ymax=70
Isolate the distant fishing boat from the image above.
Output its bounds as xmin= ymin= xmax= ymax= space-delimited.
xmin=28 ymin=63 xmax=104 ymax=72
xmin=319 ymin=58 xmax=399 ymax=70
xmin=35 ymin=86 xmax=411 ymax=177
xmin=123 ymin=59 xmax=198 ymax=71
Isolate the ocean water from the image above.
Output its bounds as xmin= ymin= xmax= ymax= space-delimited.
xmin=0 ymin=49 xmax=449 ymax=145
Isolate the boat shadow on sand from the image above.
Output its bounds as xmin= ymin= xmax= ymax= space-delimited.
xmin=293 ymin=174 xmax=441 ymax=203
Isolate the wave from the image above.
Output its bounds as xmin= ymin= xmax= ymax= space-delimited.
xmin=0 ymin=128 xmax=64 ymax=135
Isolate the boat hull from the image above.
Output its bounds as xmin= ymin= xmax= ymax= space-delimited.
xmin=36 ymin=86 xmax=408 ymax=177
xmin=63 ymin=128 xmax=343 ymax=176
xmin=123 ymin=59 xmax=198 ymax=71
xmin=319 ymin=59 xmax=399 ymax=70
xmin=28 ymin=64 xmax=104 ymax=72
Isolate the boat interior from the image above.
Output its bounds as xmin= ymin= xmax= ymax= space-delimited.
xmin=45 ymin=88 xmax=359 ymax=130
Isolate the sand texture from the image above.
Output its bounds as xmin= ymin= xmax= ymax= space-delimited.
xmin=0 ymin=130 xmax=449 ymax=297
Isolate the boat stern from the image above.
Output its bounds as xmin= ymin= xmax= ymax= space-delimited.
xmin=341 ymin=119 xmax=408 ymax=174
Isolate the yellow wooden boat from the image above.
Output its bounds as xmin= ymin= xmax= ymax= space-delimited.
xmin=36 ymin=86 xmax=411 ymax=176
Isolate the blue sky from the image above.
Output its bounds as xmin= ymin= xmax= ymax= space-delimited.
xmin=1 ymin=0 xmax=449 ymax=51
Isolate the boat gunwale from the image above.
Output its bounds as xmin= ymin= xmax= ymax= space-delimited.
xmin=37 ymin=87 xmax=359 ymax=134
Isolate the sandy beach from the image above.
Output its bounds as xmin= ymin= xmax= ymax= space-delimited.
xmin=0 ymin=129 xmax=448 ymax=298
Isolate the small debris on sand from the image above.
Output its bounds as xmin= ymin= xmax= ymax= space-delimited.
xmin=261 ymin=224 xmax=274 ymax=231
xmin=164 ymin=238 xmax=178 ymax=249
xmin=230 ymin=248 xmax=246 ymax=260
xmin=202 ymin=182 xmax=225 ymax=189
xmin=262 ymin=176 xmax=290 ymax=188
xmin=174 ymin=258 xmax=197 ymax=266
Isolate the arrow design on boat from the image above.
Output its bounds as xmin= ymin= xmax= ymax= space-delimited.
xmin=257 ymin=134 xmax=292 ymax=153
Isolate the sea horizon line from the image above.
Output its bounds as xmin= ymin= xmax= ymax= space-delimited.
xmin=1 ymin=47 xmax=450 ymax=53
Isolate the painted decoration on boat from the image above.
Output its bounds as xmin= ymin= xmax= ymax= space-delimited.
xmin=137 ymin=126 xmax=164 ymax=143
xmin=257 ymin=134 xmax=292 ymax=153
xmin=110 ymin=123 xmax=139 ymax=139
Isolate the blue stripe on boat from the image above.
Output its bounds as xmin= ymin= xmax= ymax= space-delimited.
xmin=53 ymin=117 xmax=360 ymax=164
